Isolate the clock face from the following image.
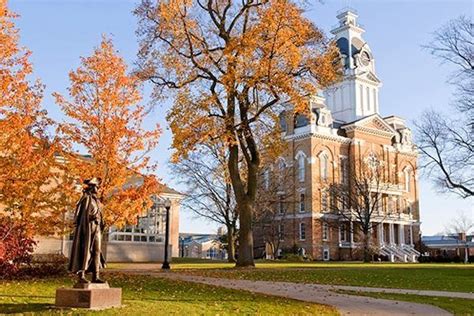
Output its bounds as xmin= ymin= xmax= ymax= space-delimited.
xmin=360 ymin=51 xmax=371 ymax=66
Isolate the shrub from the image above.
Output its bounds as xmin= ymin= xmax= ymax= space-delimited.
xmin=0 ymin=218 xmax=36 ymax=278
xmin=18 ymin=254 xmax=68 ymax=279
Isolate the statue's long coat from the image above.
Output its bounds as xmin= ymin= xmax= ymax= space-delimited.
xmin=68 ymin=193 xmax=106 ymax=273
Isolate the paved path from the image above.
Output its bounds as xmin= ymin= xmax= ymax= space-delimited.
xmin=156 ymin=273 xmax=452 ymax=316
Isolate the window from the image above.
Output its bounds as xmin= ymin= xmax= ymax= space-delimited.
xmin=340 ymin=157 xmax=348 ymax=184
xmin=322 ymin=222 xmax=329 ymax=241
xmin=278 ymin=196 xmax=285 ymax=214
xmin=299 ymin=223 xmax=306 ymax=241
xmin=321 ymin=190 xmax=328 ymax=212
xmin=372 ymin=88 xmax=377 ymax=111
xmin=323 ymin=248 xmax=330 ymax=261
xmin=320 ymin=154 xmax=329 ymax=180
xmin=299 ymin=194 xmax=305 ymax=213
xmin=366 ymin=86 xmax=371 ymax=111
xmin=406 ymin=201 xmax=412 ymax=215
xmin=298 ymin=155 xmax=305 ymax=182
xmin=359 ymin=84 xmax=364 ymax=111
xmin=278 ymin=224 xmax=284 ymax=241
xmin=340 ymin=224 xmax=346 ymax=242
xmin=404 ymin=169 xmax=411 ymax=192
xmin=263 ymin=169 xmax=270 ymax=190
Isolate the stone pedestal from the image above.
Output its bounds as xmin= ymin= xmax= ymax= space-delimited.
xmin=55 ymin=283 xmax=122 ymax=310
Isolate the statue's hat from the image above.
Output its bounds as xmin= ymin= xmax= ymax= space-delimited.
xmin=84 ymin=177 xmax=102 ymax=186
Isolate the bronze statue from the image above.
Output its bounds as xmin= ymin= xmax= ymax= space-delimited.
xmin=69 ymin=177 xmax=106 ymax=284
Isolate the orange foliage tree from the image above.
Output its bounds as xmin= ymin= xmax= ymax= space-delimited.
xmin=54 ymin=38 xmax=162 ymax=229
xmin=0 ymin=1 xmax=71 ymax=237
xmin=136 ymin=0 xmax=341 ymax=266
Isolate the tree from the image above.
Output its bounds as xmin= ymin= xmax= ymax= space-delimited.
xmin=0 ymin=1 xmax=71 ymax=236
xmin=172 ymin=144 xmax=238 ymax=262
xmin=445 ymin=209 xmax=473 ymax=235
xmin=423 ymin=15 xmax=473 ymax=115
xmin=328 ymin=155 xmax=389 ymax=262
xmin=415 ymin=16 xmax=473 ymax=198
xmin=54 ymin=38 xmax=162 ymax=230
xmin=253 ymin=159 xmax=296 ymax=260
xmin=135 ymin=0 xmax=341 ymax=267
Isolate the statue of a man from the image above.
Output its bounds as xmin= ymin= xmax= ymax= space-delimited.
xmin=68 ymin=177 xmax=106 ymax=284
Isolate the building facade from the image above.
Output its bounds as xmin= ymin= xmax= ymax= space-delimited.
xmin=254 ymin=9 xmax=421 ymax=262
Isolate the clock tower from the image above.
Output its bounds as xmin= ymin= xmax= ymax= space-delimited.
xmin=323 ymin=9 xmax=382 ymax=123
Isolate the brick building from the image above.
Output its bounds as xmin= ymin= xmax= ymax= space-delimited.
xmin=254 ymin=9 xmax=421 ymax=262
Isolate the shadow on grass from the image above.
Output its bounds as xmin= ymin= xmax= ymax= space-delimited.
xmin=0 ymin=303 xmax=53 ymax=314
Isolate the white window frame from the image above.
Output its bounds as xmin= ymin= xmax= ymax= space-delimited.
xmin=323 ymin=248 xmax=330 ymax=261
xmin=299 ymin=222 xmax=306 ymax=241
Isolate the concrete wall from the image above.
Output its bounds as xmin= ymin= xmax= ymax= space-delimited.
xmin=34 ymin=237 xmax=172 ymax=262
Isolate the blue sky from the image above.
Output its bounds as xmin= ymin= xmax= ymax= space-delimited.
xmin=9 ymin=0 xmax=472 ymax=235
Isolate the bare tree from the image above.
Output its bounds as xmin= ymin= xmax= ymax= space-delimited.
xmin=172 ymin=145 xmax=238 ymax=262
xmin=423 ymin=15 xmax=473 ymax=115
xmin=445 ymin=209 xmax=474 ymax=235
xmin=415 ymin=110 xmax=473 ymax=198
xmin=254 ymin=161 xmax=296 ymax=259
xmin=415 ymin=16 xmax=474 ymax=198
xmin=328 ymin=156 xmax=389 ymax=262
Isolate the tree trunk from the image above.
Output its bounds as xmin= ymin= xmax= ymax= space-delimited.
xmin=236 ymin=201 xmax=255 ymax=267
xmin=363 ymin=231 xmax=371 ymax=263
xmin=227 ymin=225 xmax=236 ymax=263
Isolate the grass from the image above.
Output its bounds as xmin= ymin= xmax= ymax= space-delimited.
xmin=336 ymin=290 xmax=474 ymax=316
xmin=122 ymin=260 xmax=474 ymax=293
xmin=0 ymin=273 xmax=337 ymax=315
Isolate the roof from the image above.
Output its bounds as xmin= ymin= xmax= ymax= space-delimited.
xmin=180 ymin=233 xmax=219 ymax=245
xmin=422 ymin=235 xmax=474 ymax=248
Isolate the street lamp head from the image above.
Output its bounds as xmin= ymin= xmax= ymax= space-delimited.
xmin=164 ymin=198 xmax=171 ymax=209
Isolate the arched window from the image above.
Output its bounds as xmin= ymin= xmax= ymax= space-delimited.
xmin=298 ymin=155 xmax=305 ymax=182
xmin=320 ymin=153 xmax=329 ymax=180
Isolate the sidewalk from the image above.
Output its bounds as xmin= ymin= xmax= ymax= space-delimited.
xmin=156 ymin=273 xmax=452 ymax=316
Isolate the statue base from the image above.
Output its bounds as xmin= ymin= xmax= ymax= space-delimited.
xmin=55 ymin=283 xmax=122 ymax=310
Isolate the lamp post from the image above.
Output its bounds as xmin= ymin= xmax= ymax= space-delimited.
xmin=162 ymin=198 xmax=172 ymax=270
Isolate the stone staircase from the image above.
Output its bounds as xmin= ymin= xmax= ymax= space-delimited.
xmin=380 ymin=244 xmax=420 ymax=262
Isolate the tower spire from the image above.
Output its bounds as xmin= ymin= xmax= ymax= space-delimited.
xmin=323 ymin=9 xmax=382 ymax=123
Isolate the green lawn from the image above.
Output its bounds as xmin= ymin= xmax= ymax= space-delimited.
xmin=153 ymin=260 xmax=474 ymax=293
xmin=0 ymin=273 xmax=337 ymax=315
xmin=336 ymin=290 xmax=474 ymax=316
